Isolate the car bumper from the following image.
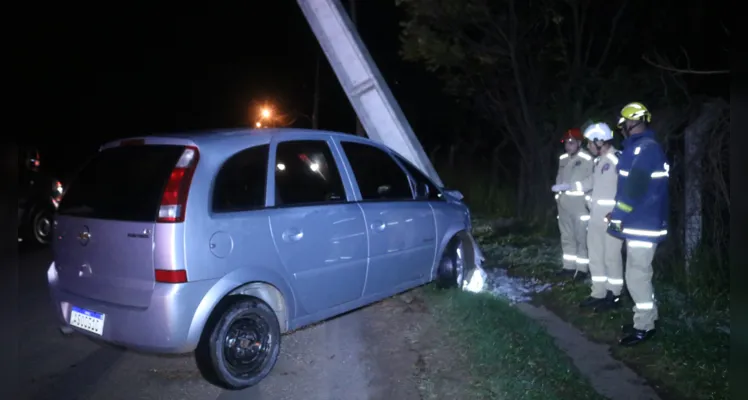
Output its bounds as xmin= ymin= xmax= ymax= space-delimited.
xmin=47 ymin=262 xmax=217 ymax=354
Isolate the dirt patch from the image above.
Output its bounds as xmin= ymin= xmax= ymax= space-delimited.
xmin=360 ymin=288 xmax=475 ymax=400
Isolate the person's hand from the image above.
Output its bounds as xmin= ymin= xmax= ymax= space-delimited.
xmin=606 ymin=213 xmax=623 ymax=232
xmin=552 ymin=183 xmax=571 ymax=192
xmin=604 ymin=212 xmax=612 ymax=222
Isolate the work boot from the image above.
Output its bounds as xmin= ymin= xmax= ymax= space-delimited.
xmin=619 ymin=328 xmax=656 ymax=346
xmin=579 ymin=296 xmax=605 ymax=309
xmin=594 ymin=291 xmax=622 ymax=313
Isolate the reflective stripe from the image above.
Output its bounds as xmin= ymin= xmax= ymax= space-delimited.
xmin=560 ymin=154 xmax=569 ymax=160
xmin=619 ymin=169 xmax=629 ymax=176
xmin=606 ymin=153 xmax=619 ymax=164
xmin=596 ymin=199 xmax=616 ymax=206
xmin=634 ymin=146 xmax=641 ymax=155
xmin=607 ymin=278 xmax=624 ymax=285
xmin=636 ymin=302 xmax=654 ymax=310
xmin=564 ymin=190 xmax=585 ymax=196
xmin=616 ymin=201 xmax=633 ymax=212
xmin=622 ymin=228 xmax=667 ymax=237
xmin=610 ymin=219 xmax=622 ymax=224
xmin=651 ymin=171 xmax=669 ymax=178
xmin=575 ymin=181 xmax=583 ymax=192
xmin=563 ymin=254 xmax=577 ymax=261
xmin=628 ymin=240 xmax=654 ymax=248
xmin=576 ymin=258 xmax=590 ymax=264
xmin=578 ymin=152 xmax=592 ymax=161
xmin=555 ymin=194 xmax=560 ymax=200
xmin=591 ymin=275 xmax=608 ymax=282
xmin=585 ymin=195 xmax=591 ymax=201
xmin=556 ymin=215 xmax=560 ymax=220
xmin=580 ymin=215 xmax=590 ymax=221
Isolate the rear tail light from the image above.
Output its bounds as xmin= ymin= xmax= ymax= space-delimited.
xmin=53 ymin=180 xmax=64 ymax=201
xmin=157 ymin=146 xmax=199 ymax=223
xmin=155 ymin=269 xmax=188 ymax=283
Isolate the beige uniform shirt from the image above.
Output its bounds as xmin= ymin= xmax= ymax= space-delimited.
xmin=575 ymin=148 xmax=620 ymax=220
xmin=555 ymin=150 xmax=594 ymax=212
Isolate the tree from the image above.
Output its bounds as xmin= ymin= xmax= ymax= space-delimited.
xmin=397 ymin=0 xmax=636 ymax=219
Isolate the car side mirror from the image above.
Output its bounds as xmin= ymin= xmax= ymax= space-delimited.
xmin=415 ymin=182 xmax=430 ymax=199
xmin=23 ymin=147 xmax=40 ymax=171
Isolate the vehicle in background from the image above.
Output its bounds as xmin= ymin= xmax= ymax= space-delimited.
xmin=19 ymin=145 xmax=64 ymax=245
xmin=47 ymin=129 xmax=484 ymax=390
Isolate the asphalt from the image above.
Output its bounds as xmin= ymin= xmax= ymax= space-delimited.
xmin=18 ymin=246 xmax=389 ymax=400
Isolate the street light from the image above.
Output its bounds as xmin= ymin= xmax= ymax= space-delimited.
xmin=255 ymin=121 xmax=262 ymax=128
xmin=261 ymin=108 xmax=271 ymax=119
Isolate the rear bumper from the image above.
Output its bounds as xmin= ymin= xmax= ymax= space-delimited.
xmin=47 ymin=262 xmax=217 ymax=354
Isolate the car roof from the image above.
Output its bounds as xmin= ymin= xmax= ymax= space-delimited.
xmin=101 ymin=128 xmax=387 ymax=155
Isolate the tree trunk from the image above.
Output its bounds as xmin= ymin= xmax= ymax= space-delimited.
xmin=684 ymin=101 xmax=722 ymax=272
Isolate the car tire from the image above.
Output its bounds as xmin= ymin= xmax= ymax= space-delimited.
xmin=197 ymin=297 xmax=281 ymax=390
xmin=436 ymin=237 xmax=466 ymax=290
xmin=23 ymin=206 xmax=54 ymax=246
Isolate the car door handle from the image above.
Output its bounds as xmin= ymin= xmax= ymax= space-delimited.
xmin=370 ymin=220 xmax=386 ymax=232
xmin=282 ymin=229 xmax=304 ymax=242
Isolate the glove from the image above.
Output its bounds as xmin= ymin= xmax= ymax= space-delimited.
xmin=551 ymin=183 xmax=571 ymax=192
xmin=606 ymin=213 xmax=623 ymax=232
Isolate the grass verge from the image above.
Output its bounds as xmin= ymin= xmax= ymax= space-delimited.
xmin=475 ymin=225 xmax=729 ymax=400
xmin=421 ymin=285 xmax=605 ymax=400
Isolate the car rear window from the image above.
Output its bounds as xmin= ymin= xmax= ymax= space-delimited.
xmin=58 ymin=145 xmax=185 ymax=221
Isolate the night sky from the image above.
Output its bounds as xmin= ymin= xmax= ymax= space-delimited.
xmin=24 ymin=0 xmax=728 ymax=181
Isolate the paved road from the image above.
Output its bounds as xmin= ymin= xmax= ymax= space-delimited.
xmin=19 ymin=247 xmax=415 ymax=400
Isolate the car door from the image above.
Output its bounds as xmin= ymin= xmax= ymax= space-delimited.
xmin=337 ymin=140 xmax=436 ymax=297
xmin=267 ymin=138 xmax=368 ymax=316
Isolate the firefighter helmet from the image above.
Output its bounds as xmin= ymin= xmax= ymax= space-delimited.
xmin=583 ymin=122 xmax=613 ymax=141
xmin=617 ymin=102 xmax=652 ymax=127
xmin=561 ymin=128 xmax=584 ymax=142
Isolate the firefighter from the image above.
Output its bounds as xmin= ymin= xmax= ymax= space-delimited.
xmin=551 ymin=128 xmax=594 ymax=279
xmin=607 ymin=102 xmax=670 ymax=346
xmin=567 ymin=122 xmax=625 ymax=312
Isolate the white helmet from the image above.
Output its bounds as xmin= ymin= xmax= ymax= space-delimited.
xmin=583 ymin=122 xmax=613 ymax=141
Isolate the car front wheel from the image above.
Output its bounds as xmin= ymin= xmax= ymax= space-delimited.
xmin=198 ymin=297 xmax=281 ymax=390
xmin=436 ymin=238 xmax=466 ymax=289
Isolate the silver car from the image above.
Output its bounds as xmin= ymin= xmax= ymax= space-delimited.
xmin=48 ymin=128 xmax=485 ymax=389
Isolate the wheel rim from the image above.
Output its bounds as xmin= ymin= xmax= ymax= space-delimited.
xmin=455 ymin=243 xmax=465 ymax=287
xmin=222 ymin=313 xmax=273 ymax=377
xmin=35 ymin=213 xmax=52 ymax=241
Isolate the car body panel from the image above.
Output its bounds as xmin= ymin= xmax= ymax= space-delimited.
xmin=48 ymin=128 xmax=480 ymax=354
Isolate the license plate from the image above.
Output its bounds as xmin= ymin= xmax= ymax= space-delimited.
xmin=70 ymin=306 xmax=105 ymax=335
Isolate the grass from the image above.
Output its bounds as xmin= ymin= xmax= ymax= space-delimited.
xmin=473 ymin=221 xmax=730 ymax=400
xmin=421 ymin=285 xmax=605 ymax=400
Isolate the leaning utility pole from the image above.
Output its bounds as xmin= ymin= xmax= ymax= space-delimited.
xmin=348 ymin=0 xmax=365 ymax=137
xmin=296 ymin=0 xmax=442 ymax=185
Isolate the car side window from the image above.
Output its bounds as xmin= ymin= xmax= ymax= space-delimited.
xmin=274 ymin=140 xmax=346 ymax=206
xmin=393 ymin=154 xmax=442 ymax=200
xmin=213 ymin=144 xmax=270 ymax=213
xmin=340 ymin=141 xmax=413 ymax=201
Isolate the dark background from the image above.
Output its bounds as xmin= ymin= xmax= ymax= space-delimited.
xmin=22 ymin=0 xmax=727 ymax=181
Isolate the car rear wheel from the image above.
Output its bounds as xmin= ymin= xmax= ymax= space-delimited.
xmin=198 ymin=297 xmax=281 ymax=390
xmin=436 ymin=238 xmax=466 ymax=289
xmin=21 ymin=206 xmax=54 ymax=246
